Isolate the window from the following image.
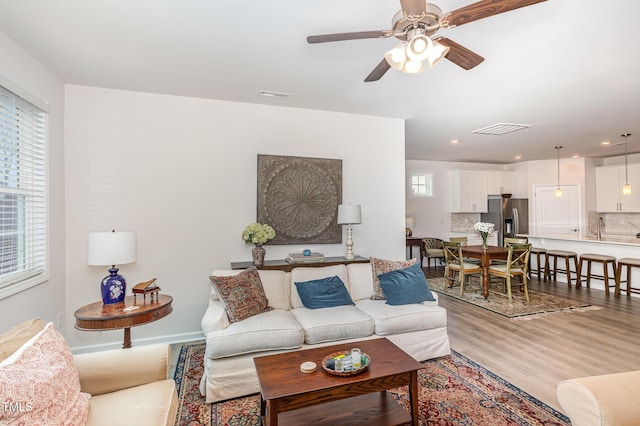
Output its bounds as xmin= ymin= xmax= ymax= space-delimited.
xmin=410 ymin=172 xmax=433 ymax=197
xmin=0 ymin=85 xmax=47 ymax=299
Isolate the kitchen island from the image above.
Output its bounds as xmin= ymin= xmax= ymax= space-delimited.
xmin=526 ymin=233 xmax=640 ymax=296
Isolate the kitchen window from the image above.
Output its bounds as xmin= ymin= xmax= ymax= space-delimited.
xmin=410 ymin=172 xmax=433 ymax=197
xmin=0 ymin=84 xmax=48 ymax=299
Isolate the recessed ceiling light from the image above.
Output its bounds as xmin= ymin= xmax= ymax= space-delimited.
xmin=450 ymin=139 xmax=460 ymax=144
xmin=572 ymin=154 xmax=580 ymax=158
xmin=258 ymin=90 xmax=291 ymax=99
xmin=514 ymin=155 xmax=522 ymax=160
xmin=601 ymin=140 xmax=612 ymax=146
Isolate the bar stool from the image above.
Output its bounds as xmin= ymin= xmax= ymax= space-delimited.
xmin=529 ymin=247 xmax=547 ymax=281
xmin=577 ymin=253 xmax=617 ymax=296
xmin=615 ymin=258 xmax=640 ymax=297
xmin=545 ymin=250 xmax=580 ymax=287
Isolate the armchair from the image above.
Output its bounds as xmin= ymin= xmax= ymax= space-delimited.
xmin=422 ymin=237 xmax=445 ymax=268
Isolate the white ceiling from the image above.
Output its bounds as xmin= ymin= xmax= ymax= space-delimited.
xmin=1 ymin=0 xmax=639 ymax=164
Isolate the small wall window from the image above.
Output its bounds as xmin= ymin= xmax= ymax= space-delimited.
xmin=410 ymin=172 xmax=433 ymax=197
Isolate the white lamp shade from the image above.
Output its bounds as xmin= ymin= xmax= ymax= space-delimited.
xmin=402 ymin=59 xmax=425 ymax=74
xmin=88 ymin=231 xmax=137 ymax=266
xmin=406 ymin=217 xmax=415 ymax=228
xmin=406 ymin=35 xmax=433 ymax=62
xmin=425 ymin=39 xmax=450 ymax=68
xmin=337 ymin=204 xmax=362 ymax=225
xmin=384 ymin=43 xmax=407 ymax=71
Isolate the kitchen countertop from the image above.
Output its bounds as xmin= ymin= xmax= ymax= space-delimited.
xmin=526 ymin=233 xmax=640 ymax=246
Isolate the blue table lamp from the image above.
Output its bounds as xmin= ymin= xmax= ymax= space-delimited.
xmin=88 ymin=230 xmax=137 ymax=304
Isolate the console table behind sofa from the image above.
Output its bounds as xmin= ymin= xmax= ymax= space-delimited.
xmin=231 ymin=256 xmax=369 ymax=272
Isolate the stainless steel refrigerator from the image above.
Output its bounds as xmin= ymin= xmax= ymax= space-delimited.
xmin=480 ymin=196 xmax=529 ymax=246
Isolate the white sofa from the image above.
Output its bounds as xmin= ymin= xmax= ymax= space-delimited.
xmin=199 ymin=262 xmax=450 ymax=403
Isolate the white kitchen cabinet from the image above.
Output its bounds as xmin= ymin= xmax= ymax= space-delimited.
xmin=451 ymin=170 xmax=488 ymax=213
xmin=486 ymin=170 xmax=514 ymax=195
xmin=596 ymin=164 xmax=640 ymax=212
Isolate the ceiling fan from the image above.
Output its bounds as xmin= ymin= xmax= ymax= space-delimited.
xmin=307 ymin=0 xmax=547 ymax=82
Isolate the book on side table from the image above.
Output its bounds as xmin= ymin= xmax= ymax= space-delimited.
xmin=286 ymin=252 xmax=325 ymax=264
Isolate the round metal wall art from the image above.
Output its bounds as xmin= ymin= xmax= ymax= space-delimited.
xmin=257 ymin=155 xmax=342 ymax=244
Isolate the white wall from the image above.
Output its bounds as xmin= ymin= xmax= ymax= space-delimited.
xmin=64 ymin=85 xmax=406 ymax=349
xmin=0 ymin=32 xmax=67 ymax=333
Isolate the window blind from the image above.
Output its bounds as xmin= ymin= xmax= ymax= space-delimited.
xmin=0 ymin=85 xmax=47 ymax=298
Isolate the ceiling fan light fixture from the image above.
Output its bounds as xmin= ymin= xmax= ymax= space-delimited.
xmin=406 ymin=34 xmax=432 ymax=62
xmin=384 ymin=43 xmax=407 ymax=71
xmin=403 ymin=58 xmax=425 ymax=74
xmin=425 ymin=38 xmax=450 ymax=68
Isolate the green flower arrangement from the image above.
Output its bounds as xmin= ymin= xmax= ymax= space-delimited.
xmin=242 ymin=222 xmax=276 ymax=245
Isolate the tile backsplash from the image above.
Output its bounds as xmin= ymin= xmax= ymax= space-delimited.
xmin=588 ymin=211 xmax=640 ymax=236
xmin=450 ymin=213 xmax=481 ymax=232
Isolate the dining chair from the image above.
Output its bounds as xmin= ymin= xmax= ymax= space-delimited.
xmin=442 ymin=241 xmax=483 ymax=297
xmin=492 ymin=237 xmax=529 ymax=265
xmin=504 ymin=237 xmax=528 ymax=246
xmin=487 ymin=243 xmax=531 ymax=303
xmin=450 ymin=236 xmax=481 ymax=264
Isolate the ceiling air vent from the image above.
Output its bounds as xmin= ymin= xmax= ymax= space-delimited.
xmin=472 ymin=123 xmax=531 ymax=136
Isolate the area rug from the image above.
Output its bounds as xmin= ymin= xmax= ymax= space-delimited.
xmin=429 ymin=277 xmax=601 ymax=320
xmin=173 ymin=342 xmax=570 ymax=426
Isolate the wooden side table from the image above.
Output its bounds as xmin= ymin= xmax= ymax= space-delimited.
xmin=74 ymin=294 xmax=173 ymax=348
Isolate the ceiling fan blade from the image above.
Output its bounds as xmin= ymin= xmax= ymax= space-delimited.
xmin=436 ymin=37 xmax=485 ymax=70
xmin=399 ymin=0 xmax=426 ymax=16
xmin=364 ymin=59 xmax=391 ymax=82
xmin=444 ymin=0 xmax=547 ymax=28
xmin=307 ymin=31 xmax=390 ymax=44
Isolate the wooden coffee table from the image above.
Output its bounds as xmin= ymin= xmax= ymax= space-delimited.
xmin=253 ymin=338 xmax=423 ymax=425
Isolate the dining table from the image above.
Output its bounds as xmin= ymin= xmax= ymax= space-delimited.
xmin=461 ymin=245 xmax=510 ymax=299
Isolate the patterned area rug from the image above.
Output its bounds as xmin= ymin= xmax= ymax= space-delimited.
xmin=173 ymin=342 xmax=570 ymax=425
xmin=429 ymin=277 xmax=601 ymax=320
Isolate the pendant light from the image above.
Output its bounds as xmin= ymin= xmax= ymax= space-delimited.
xmin=622 ymin=133 xmax=632 ymax=195
xmin=555 ymin=146 xmax=563 ymax=198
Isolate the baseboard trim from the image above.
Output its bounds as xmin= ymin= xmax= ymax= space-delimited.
xmin=71 ymin=331 xmax=205 ymax=354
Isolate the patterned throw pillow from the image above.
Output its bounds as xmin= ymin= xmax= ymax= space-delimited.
xmin=0 ymin=322 xmax=90 ymax=425
xmin=369 ymin=257 xmax=418 ymax=300
xmin=210 ymin=267 xmax=273 ymax=322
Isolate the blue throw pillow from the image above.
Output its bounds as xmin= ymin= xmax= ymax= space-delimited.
xmin=295 ymin=276 xmax=354 ymax=309
xmin=377 ymin=261 xmax=436 ymax=305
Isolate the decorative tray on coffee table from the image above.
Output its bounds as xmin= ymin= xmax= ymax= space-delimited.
xmin=321 ymin=350 xmax=371 ymax=377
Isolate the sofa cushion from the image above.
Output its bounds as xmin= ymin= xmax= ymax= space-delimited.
xmin=0 ymin=318 xmax=46 ymax=362
xmin=84 ymin=379 xmax=177 ymax=426
xmin=210 ymin=267 xmax=273 ymax=322
xmin=206 ymin=309 xmax=304 ymax=359
xmin=0 ymin=322 xmax=90 ymax=425
xmin=378 ymin=261 xmax=436 ymax=305
xmin=290 ymin=305 xmax=374 ymax=344
xmin=346 ymin=263 xmax=376 ymax=301
xmin=210 ymin=269 xmax=290 ymax=311
xmin=355 ymin=299 xmax=447 ymax=335
xmin=295 ymin=276 xmax=354 ymax=309
xmin=290 ymin=265 xmax=349 ymax=309
xmin=369 ymin=257 xmax=417 ymax=300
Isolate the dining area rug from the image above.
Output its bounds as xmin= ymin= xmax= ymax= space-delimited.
xmin=429 ymin=277 xmax=601 ymax=320
xmin=173 ymin=341 xmax=570 ymax=426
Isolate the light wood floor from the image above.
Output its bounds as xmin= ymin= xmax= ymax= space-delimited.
xmin=424 ymin=265 xmax=640 ymax=412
